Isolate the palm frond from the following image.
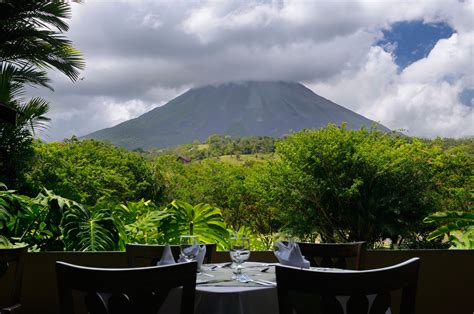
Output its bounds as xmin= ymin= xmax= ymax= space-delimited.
xmin=0 ymin=0 xmax=85 ymax=83
xmin=0 ymin=62 xmax=52 ymax=103
xmin=17 ymin=97 xmax=50 ymax=135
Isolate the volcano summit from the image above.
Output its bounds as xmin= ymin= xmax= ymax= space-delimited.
xmin=85 ymin=81 xmax=389 ymax=149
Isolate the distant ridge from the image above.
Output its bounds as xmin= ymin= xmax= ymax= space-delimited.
xmin=84 ymin=81 xmax=389 ymax=149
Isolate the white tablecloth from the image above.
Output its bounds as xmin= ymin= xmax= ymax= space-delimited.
xmin=157 ymin=263 xmax=390 ymax=314
xmin=158 ymin=262 xmax=279 ymax=314
xmin=194 ymin=286 xmax=278 ymax=314
xmin=158 ymin=285 xmax=278 ymax=314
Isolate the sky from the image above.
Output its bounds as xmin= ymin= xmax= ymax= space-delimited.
xmin=31 ymin=0 xmax=474 ymax=141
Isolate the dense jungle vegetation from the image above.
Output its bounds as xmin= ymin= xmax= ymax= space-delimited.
xmin=1 ymin=128 xmax=473 ymax=251
xmin=1 ymin=1 xmax=472 ymax=252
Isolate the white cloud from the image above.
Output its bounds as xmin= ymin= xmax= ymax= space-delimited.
xmin=29 ymin=0 xmax=473 ymax=141
xmin=311 ymin=32 xmax=473 ymax=137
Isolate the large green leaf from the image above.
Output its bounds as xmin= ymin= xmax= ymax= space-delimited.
xmin=164 ymin=200 xmax=229 ymax=249
xmin=62 ymin=205 xmax=119 ymax=251
xmin=424 ymin=211 xmax=474 ymax=239
xmin=424 ymin=211 xmax=474 ymax=248
xmin=114 ymin=199 xmax=169 ymax=246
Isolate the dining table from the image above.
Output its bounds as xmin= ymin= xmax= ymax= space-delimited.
xmin=157 ymin=262 xmax=280 ymax=314
xmin=156 ymin=261 xmax=391 ymax=314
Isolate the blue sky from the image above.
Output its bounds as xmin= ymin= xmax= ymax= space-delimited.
xmin=376 ymin=21 xmax=474 ymax=107
xmin=459 ymin=89 xmax=474 ymax=107
xmin=378 ymin=21 xmax=455 ymax=69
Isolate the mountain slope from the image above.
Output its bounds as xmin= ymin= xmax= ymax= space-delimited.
xmin=85 ymin=81 xmax=389 ymax=149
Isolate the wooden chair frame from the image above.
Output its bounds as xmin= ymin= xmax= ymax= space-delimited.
xmin=56 ymin=261 xmax=197 ymax=314
xmin=0 ymin=246 xmax=27 ymax=314
xmin=125 ymin=243 xmax=216 ymax=267
xmin=276 ymin=257 xmax=420 ymax=314
xmin=297 ymin=241 xmax=366 ymax=269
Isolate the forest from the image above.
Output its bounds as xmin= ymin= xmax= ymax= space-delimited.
xmin=1 ymin=127 xmax=473 ymax=251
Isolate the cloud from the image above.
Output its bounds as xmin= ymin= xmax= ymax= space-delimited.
xmin=27 ymin=0 xmax=473 ymax=141
xmin=311 ymin=32 xmax=473 ymax=137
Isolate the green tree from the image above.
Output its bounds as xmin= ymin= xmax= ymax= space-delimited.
xmin=0 ymin=123 xmax=34 ymax=189
xmin=0 ymin=64 xmax=51 ymax=189
xmin=155 ymin=157 xmax=254 ymax=228
xmin=249 ymin=125 xmax=448 ymax=247
xmin=25 ymin=138 xmax=162 ymax=205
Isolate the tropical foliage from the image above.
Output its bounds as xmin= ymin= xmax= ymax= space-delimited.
xmin=424 ymin=211 xmax=474 ymax=249
xmin=0 ymin=0 xmax=84 ymax=190
xmin=148 ymin=134 xmax=275 ymax=160
xmin=113 ymin=199 xmax=169 ymax=247
xmin=0 ymin=185 xmax=110 ymax=250
xmin=0 ymin=64 xmax=50 ymax=189
xmin=1 ymin=127 xmax=472 ymax=251
xmin=163 ymin=200 xmax=229 ymax=249
xmin=62 ymin=204 xmax=119 ymax=251
xmin=1 ymin=0 xmax=473 ymax=253
xmin=247 ymin=125 xmax=470 ymax=247
xmin=156 ymin=157 xmax=250 ymax=223
xmin=0 ymin=0 xmax=85 ymax=87
xmin=1 ymin=182 xmax=230 ymax=251
xmin=24 ymin=138 xmax=162 ymax=205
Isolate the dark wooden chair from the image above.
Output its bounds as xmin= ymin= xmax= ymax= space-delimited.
xmin=0 ymin=246 xmax=27 ymax=314
xmin=276 ymin=257 xmax=420 ymax=314
xmin=125 ymin=243 xmax=216 ymax=267
xmin=56 ymin=261 xmax=197 ymax=314
xmin=297 ymin=241 xmax=366 ymax=269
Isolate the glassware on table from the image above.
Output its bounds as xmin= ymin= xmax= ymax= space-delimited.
xmin=180 ymin=235 xmax=199 ymax=263
xmin=229 ymin=236 xmax=251 ymax=282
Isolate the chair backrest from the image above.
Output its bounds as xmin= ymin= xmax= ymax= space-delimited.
xmin=0 ymin=246 xmax=26 ymax=308
xmin=125 ymin=243 xmax=216 ymax=267
xmin=297 ymin=241 xmax=366 ymax=269
xmin=56 ymin=261 xmax=197 ymax=314
xmin=276 ymin=257 xmax=420 ymax=314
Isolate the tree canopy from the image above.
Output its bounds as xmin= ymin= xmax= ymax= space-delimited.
xmin=25 ymin=138 xmax=162 ymax=205
xmin=247 ymin=125 xmax=470 ymax=247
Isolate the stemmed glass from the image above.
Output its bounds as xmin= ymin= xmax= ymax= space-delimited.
xmin=229 ymin=236 xmax=251 ymax=282
xmin=180 ymin=235 xmax=199 ymax=262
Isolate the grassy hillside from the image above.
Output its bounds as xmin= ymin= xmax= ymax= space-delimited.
xmin=212 ymin=153 xmax=275 ymax=165
xmin=145 ymin=134 xmax=276 ymax=161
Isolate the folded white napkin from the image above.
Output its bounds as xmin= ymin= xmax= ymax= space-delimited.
xmin=196 ymin=245 xmax=206 ymax=270
xmin=178 ymin=244 xmax=206 ymax=270
xmin=274 ymin=241 xmax=310 ymax=269
xmin=156 ymin=245 xmax=176 ymax=265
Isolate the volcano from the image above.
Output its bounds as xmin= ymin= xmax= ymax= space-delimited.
xmin=85 ymin=81 xmax=389 ymax=149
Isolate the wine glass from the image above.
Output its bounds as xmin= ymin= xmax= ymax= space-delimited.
xmin=229 ymin=236 xmax=251 ymax=282
xmin=180 ymin=235 xmax=199 ymax=262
